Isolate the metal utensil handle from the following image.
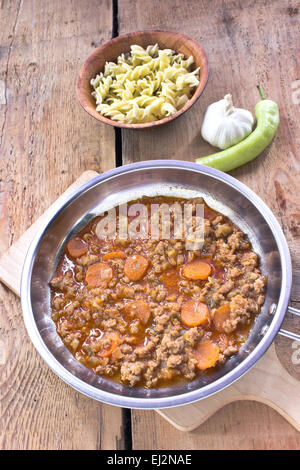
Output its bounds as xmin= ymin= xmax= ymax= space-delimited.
xmin=278 ymin=306 xmax=300 ymax=341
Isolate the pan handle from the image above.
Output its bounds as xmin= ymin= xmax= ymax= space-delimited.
xmin=278 ymin=306 xmax=300 ymax=341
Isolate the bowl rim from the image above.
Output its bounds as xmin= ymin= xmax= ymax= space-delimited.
xmin=21 ymin=160 xmax=292 ymax=409
xmin=76 ymin=29 xmax=209 ymax=129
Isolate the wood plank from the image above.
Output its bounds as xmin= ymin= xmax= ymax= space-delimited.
xmin=118 ymin=0 xmax=300 ymax=449
xmin=132 ymin=401 xmax=300 ymax=450
xmin=0 ymin=0 xmax=123 ymax=450
xmin=158 ymin=343 xmax=300 ymax=433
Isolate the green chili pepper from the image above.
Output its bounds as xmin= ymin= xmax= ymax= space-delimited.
xmin=196 ymin=86 xmax=279 ymax=172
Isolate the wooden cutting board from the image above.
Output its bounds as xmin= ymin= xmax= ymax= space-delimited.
xmin=0 ymin=171 xmax=299 ymax=432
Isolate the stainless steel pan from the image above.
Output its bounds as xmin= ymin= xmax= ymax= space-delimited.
xmin=21 ymin=160 xmax=300 ymax=409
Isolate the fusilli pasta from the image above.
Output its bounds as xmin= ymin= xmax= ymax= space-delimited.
xmin=90 ymin=44 xmax=200 ymax=124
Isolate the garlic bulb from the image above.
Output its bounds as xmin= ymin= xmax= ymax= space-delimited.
xmin=201 ymin=94 xmax=254 ymax=150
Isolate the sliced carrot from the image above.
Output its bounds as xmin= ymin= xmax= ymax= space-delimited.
xmin=180 ymin=300 xmax=210 ymax=327
xmin=98 ymin=332 xmax=120 ymax=357
xmin=124 ymin=254 xmax=149 ymax=281
xmin=103 ymin=251 xmax=126 ymax=261
xmin=85 ymin=262 xmax=113 ymax=287
xmin=124 ymin=299 xmax=151 ymax=325
xmin=182 ymin=259 xmax=212 ymax=280
xmin=67 ymin=237 xmax=87 ymax=258
xmin=193 ymin=341 xmax=220 ymax=370
xmin=213 ymin=303 xmax=231 ymax=332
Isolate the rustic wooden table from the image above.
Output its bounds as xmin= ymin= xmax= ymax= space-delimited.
xmin=0 ymin=0 xmax=299 ymax=450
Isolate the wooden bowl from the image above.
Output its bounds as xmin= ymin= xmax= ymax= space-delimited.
xmin=76 ymin=30 xmax=209 ymax=129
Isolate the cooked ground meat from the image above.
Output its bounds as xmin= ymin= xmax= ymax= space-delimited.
xmin=50 ymin=196 xmax=266 ymax=388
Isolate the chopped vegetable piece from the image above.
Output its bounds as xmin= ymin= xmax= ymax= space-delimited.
xmin=181 ymin=300 xmax=210 ymax=327
xmin=194 ymin=341 xmax=220 ymax=370
xmin=213 ymin=303 xmax=231 ymax=331
xmin=85 ymin=262 xmax=113 ymax=287
xmin=67 ymin=238 xmax=88 ymax=258
xmin=124 ymin=254 xmax=149 ymax=281
xmin=182 ymin=259 xmax=212 ymax=280
xmin=124 ymin=300 xmax=151 ymax=325
xmin=216 ymin=333 xmax=229 ymax=351
xmin=98 ymin=332 xmax=120 ymax=357
xmin=103 ymin=251 xmax=126 ymax=260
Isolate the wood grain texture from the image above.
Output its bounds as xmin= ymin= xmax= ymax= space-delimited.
xmin=132 ymin=401 xmax=300 ymax=450
xmin=0 ymin=171 xmax=99 ymax=295
xmin=0 ymin=0 xmax=123 ymax=450
xmin=159 ymin=343 xmax=300 ymax=433
xmin=118 ymin=0 xmax=300 ymax=449
xmin=1 ymin=0 xmax=299 ymax=451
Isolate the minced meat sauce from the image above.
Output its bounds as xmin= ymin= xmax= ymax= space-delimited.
xmin=50 ymin=196 xmax=266 ymax=388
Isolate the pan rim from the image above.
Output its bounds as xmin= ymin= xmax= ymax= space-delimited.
xmin=21 ymin=160 xmax=292 ymax=409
